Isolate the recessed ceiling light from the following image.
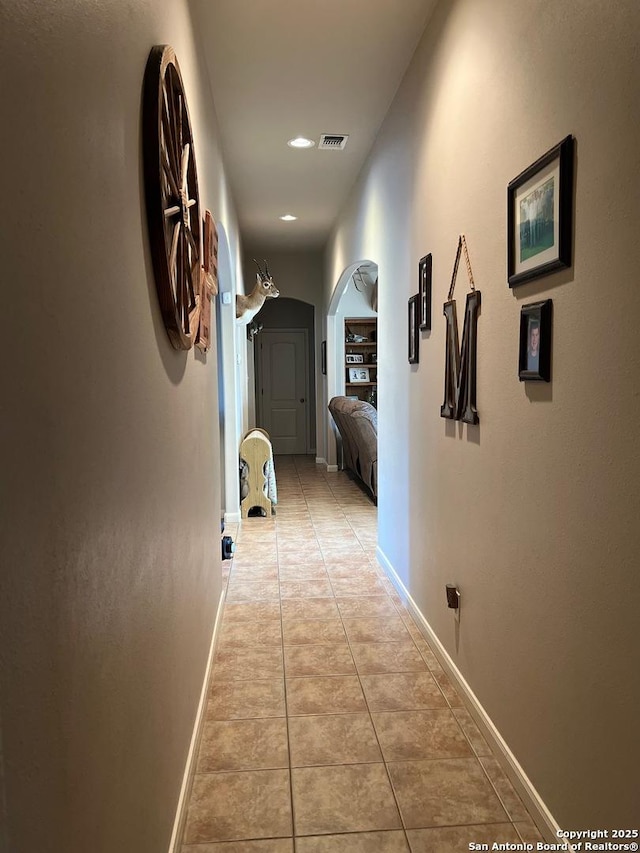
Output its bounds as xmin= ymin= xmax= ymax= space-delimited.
xmin=287 ymin=136 xmax=315 ymax=149
xmin=279 ymin=214 xmax=298 ymax=221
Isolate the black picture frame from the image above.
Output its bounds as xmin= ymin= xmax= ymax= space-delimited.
xmin=321 ymin=340 xmax=327 ymax=375
xmin=518 ymin=299 xmax=552 ymax=382
xmin=507 ymin=135 xmax=574 ymax=288
xmin=408 ymin=294 xmax=419 ymax=364
xmin=418 ymin=253 xmax=432 ymax=330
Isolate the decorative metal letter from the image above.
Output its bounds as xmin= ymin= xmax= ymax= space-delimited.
xmin=440 ymin=291 xmax=481 ymax=424
xmin=440 ymin=235 xmax=481 ymax=425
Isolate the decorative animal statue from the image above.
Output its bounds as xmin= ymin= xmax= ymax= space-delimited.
xmin=236 ymin=259 xmax=280 ymax=324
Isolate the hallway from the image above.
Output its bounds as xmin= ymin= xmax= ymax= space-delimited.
xmin=181 ymin=458 xmax=541 ymax=851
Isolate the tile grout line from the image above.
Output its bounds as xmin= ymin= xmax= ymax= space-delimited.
xmin=299 ymin=459 xmax=514 ymax=846
xmin=298 ymin=465 xmax=422 ymax=846
xmin=200 ymin=460 xmax=379 ymax=847
xmin=282 ymin=459 xmax=303 ymax=853
xmin=327 ymin=461 xmax=526 ymax=840
xmin=293 ymin=457 xmax=396 ymax=846
xmin=332 ymin=563 xmax=412 ymax=850
xmin=202 ymin=459 xmax=532 ymax=848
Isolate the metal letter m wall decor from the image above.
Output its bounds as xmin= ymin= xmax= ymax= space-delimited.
xmin=440 ymin=236 xmax=481 ymax=425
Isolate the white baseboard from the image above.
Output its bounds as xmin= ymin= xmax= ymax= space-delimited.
xmin=224 ymin=511 xmax=241 ymax=524
xmin=314 ymin=457 xmax=338 ymax=473
xmin=168 ymin=587 xmax=226 ymax=853
xmin=376 ymin=545 xmax=560 ymax=842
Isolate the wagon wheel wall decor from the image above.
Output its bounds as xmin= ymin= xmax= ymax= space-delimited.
xmin=143 ymin=45 xmax=202 ymax=350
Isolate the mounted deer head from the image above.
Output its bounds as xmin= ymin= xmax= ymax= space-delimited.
xmin=236 ymin=259 xmax=280 ymax=325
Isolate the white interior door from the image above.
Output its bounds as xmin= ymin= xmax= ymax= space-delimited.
xmin=257 ymin=330 xmax=309 ymax=454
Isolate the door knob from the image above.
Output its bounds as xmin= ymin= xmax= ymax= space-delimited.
xmin=299 ymin=398 xmax=305 ymax=403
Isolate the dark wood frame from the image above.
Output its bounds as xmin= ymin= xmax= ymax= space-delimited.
xmin=321 ymin=340 xmax=327 ymax=375
xmin=508 ymin=135 xmax=574 ymax=288
xmin=518 ymin=299 xmax=552 ymax=382
xmin=408 ymin=294 xmax=419 ymax=364
xmin=418 ymin=254 xmax=432 ymax=330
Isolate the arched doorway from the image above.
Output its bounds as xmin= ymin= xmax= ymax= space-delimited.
xmin=255 ymin=296 xmax=316 ymax=455
xmin=326 ymin=260 xmax=378 ymax=469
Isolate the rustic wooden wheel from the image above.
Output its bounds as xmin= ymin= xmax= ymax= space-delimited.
xmin=143 ymin=45 xmax=201 ymax=350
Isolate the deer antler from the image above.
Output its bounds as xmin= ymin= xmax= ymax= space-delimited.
xmin=264 ymin=259 xmax=270 ymax=278
xmin=253 ymin=258 xmax=265 ymax=279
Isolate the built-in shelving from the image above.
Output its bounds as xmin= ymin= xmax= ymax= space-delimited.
xmin=344 ymin=316 xmax=377 ymax=407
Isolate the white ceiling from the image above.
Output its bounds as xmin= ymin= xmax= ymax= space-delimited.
xmin=190 ymin=0 xmax=436 ymax=250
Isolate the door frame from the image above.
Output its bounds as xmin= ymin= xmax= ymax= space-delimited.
xmin=256 ymin=327 xmax=311 ymax=454
xmin=326 ymin=259 xmax=378 ymax=468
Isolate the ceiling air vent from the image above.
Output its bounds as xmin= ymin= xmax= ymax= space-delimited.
xmin=318 ymin=134 xmax=349 ymax=150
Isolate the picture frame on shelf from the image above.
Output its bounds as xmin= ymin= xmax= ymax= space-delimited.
xmin=508 ymin=135 xmax=574 ymax=287
xmin=321 ymin=340 xmax=327 ymax=375
xmin=346 ymin=353 xmax=364 ymax=364
xmin=348 ymin=367 xmax=370 ymax=383
xmin=408 ymin=294 xmax=419 ymax=364
xmin=518 ymin=299 xmax=552 ymax=382
xmin=418 ymin=253 xmax=432 ymax=330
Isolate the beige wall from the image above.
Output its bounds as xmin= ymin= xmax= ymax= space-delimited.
xmin=0 ymin=1 xmax=242 ymax=851
xmin=326 ymin=0 xmax=640 ymax=828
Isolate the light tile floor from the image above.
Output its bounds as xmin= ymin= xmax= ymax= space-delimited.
xmin=182 ymin=456 xmax=542 ymax=852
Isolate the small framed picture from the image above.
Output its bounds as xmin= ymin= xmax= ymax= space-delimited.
xmin=321 ymin=340 xmax=327 ymax=375
xmin=346 ymin=353 xmax=364 ymax=364
xmin=418 ymin=254 xmax=432 ymax=330
xmin=508 ymin=135 xmax=574 ymax=287
xmin=518 ymin=299 xmax=552 ymax=382
xmin=408 ymin=294 xmax=419 ymax=364
xmin=348 ymin=367 xmax=370 ymax=383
